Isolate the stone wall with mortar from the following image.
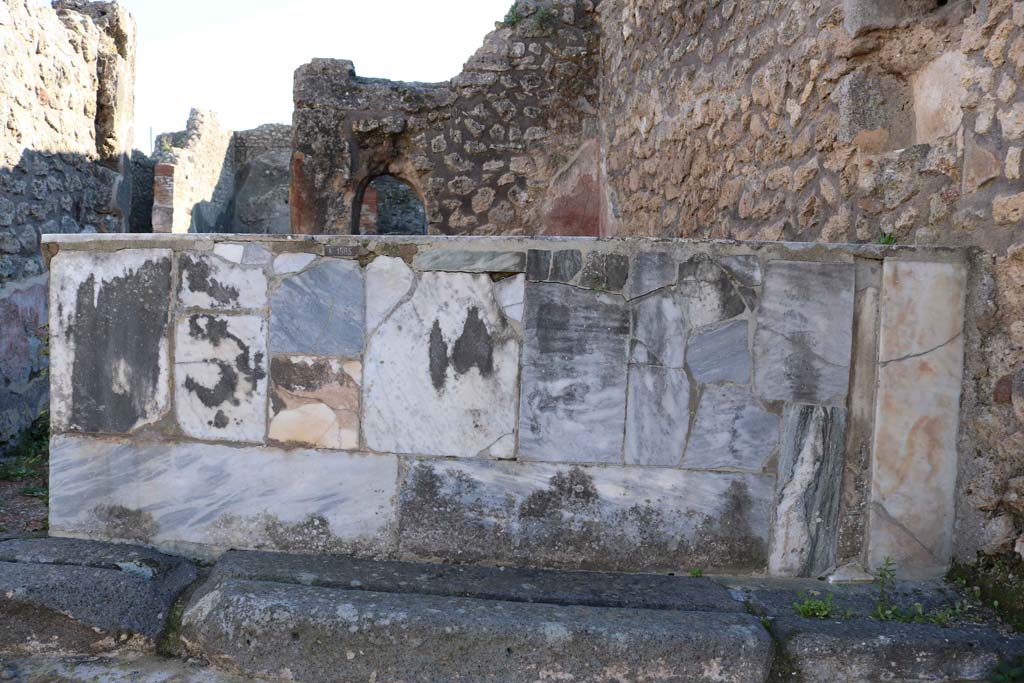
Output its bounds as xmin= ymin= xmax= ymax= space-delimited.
xmin=151 ymin=114 xmax=291 ymax=235
xmin=43 ymin=233 xmax=967 ymax=578
xmin=290 ymin=0 xmax=604 ymax=237
xmin=596 ymin=0 xmax=1024 ymax=564
xmin=0 ymin=0 xmax=135 ymax=450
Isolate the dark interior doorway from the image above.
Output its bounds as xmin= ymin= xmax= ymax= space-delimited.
xmin=354 ymin=175 xmax=427 ymax=235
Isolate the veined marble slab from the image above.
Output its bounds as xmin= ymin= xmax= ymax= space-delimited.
xmin=49 ymin=249 xmax=173 ymax=434
xmin=49 ymin=435 xmax=398 ymax=557
xmin=683 ymin=384 xmax=779 ymax=472
xmin=624 ymin=364 xmax=690 ymax=467
xmin=270 ymin=258 xmax=364 ymax=356
xmin=867 ymin=260 xmax=966 ymax=578
xmin=687 ymin=319 xmax=751 ymax=385
xmin=269 ymin=356 xmax=361 ymax=450
xmin=365 ymin=256 xmax=415 ymax=335
xmin=363 ymin=271 xmax=521 ymax=458
xmin=753 ymin=260 xmax=854 ymax=405
xmin=177 ymin=252 xmax=268 ymax=311
xmin=397 ymin=457 xmax=774 ymax=572
xmin=412 ymin=249 xmax=525 ymax=273
xmin=174 ymin=313 xmax=268 ymax=443
xmin=518 ymin=282 xmax=629 ymax=463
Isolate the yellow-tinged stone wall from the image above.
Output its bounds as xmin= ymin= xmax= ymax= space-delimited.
xmin=596 ymin=0 xmax=1024 ymax=563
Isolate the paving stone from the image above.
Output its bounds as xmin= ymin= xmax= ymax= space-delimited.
xmin=868 ymin=260 xmax=967 ymax=578
xmin=627 ymin=250 xmax=676 ymax=299
xmin=683 ymin=384 xmax=779 ymax=472
xmin=769 ymin=617 xmax=1024 ymax=683
xmin=364 ymin=255 xmax=414 ymax=334
xmin=577 ymin=251 xmax=629 ymax=292
xmin=208 ymin=549 xmax=746 ymax=613
xmin=687 ymin=319 xmax=751 ymax=385
xmin=0 ymin=537 xmax=196 ymax=654
xmin=174 ymin=313 xmax=268 ymax=443
xmin=49 ymin=249 xmax=173 ymax=435
xmin=753 ymin=260 xmax=854 ymax=406
xmin=624 ymin=364 xmax=690 ymax=467
xmin=1 ymin=656 xmax=268 ymax=683
xmin=519 ymin=282 xmax=629 ymax=464
xmin=549 ymin=249 xmax=582 ymax=282
xmin=412 ymin=248 xmax=525 ymax=273
xmin=49 ymin=435 xmax=397 ymax=557
xmin=269 ymin=356 xmax=361 ymax=450
xmin=363 ymin=272 xmax=520 ymax=458
xmin=770 ymin=405 xmax=847 ymax=577
xmin=177 ymin=252 xmax=267 ymax=310
xmin=630 ymin=288 xmax=688 ymax=367
xmin=270 ymin=258 xmax=364 ymax=356
xmin=397 ymin=458 xmax=774 ymax=571
xmin=180 ymin=576 xmax=773 ymax=683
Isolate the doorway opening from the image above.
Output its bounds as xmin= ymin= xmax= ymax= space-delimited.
xmin=353 ymin=175 xmax=427 ymax=235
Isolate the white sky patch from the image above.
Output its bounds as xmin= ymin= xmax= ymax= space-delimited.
xmin=122 ymin=0 xmax=512 ymax=152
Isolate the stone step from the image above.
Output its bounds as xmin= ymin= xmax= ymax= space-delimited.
xmin=179 ymin=551 xmax=1024 ymax=683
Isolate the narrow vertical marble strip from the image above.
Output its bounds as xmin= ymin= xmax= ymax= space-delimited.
xmin=835 ymin=258 xmax=881 ymax=566
xmin=770 ymin=405 xmax=847 ymax=577
xmin=867 ymin=259 xmax=967 ymax=579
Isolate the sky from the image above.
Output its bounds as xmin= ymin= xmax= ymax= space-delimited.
xmin=118 ymin=0 xmax=511 ymax=153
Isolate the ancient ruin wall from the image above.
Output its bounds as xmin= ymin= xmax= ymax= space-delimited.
xmin=44 ymin=233 xmax=967 ymax=578
xmin=597 ymin=0 xmax=1024 ymax=564
xmin=290 ymin=0 xmax=605 ymax=237
xmin=0 ymin=0 xmax=135 ymax=449
xmin=152 ymin=109 xmax=235 ymax=234
xmin=231 ymin=123 xmax=291 ymax=234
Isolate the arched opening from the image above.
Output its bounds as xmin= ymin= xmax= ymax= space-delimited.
xmin=352 ymin=174 xmax=427 ymax=235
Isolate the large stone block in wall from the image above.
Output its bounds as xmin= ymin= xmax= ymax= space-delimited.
xmin=49 ymin=435 xmax=397 ymax=556
xmin=174 ymin=313 xmax=268 ymax=443
xmin=363 ymin=270 xmax=521 ymax=458
xmin=868 ymin=260 xmax=967 ymax=578
xmin=518 ymin=282 xmax=630 ymax=463
xmin=397 ymin=458 xmax=774 ymax=572
xmin=270 ymin=258 xmax=364 ymax=356
xmin=753 ymin=261 xmax=854 ymax=406
xmin=50 ymin=250 xmax=173 ymax=434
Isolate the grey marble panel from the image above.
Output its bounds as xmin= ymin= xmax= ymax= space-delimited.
xmin=683 ymin=384 xmax=779 ymax=471
xmin=677 ymin=255 xmax=747 ymax=329
xmin=687 ymin=319 xmax=751 ymax=385
xmin=627 ymin=251 xmax=676 ymax=299
xmin=720 ymin=255 xmax=763 ymax=287
xmin=753 ymin=260 xmax=854 ymax=405
xmin=624 ymin=365 xmax=690 ymax=467
xmin=397 ymin=458 xmax=774 ymax=572
xmin=518 ymin=283 xmax=629 ymax=463
xmin=629 ymin=289 xmax=688 ymax=367
xmin=770 ymin=405 xmax=847 ymax=577
xmin=413 ymin=249 xmax=526 ymax=273
xmin=270 ymin=258 xmax=365 ymax=356
xmin=550 ymin=250 xmax=582 ymax=283
xmin=49 ymin=435 xmax=398 ymax=557
xmin=578 ymin=252 xmax=629 ymax=292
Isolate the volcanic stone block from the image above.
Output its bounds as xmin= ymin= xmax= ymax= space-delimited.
xmin=397 ymin=458 xmax=774 ymax=571
xmin=683 ymin=384 xmax=779 ymax=472
xmin=363 ymin=272 xmax=521 ymax=458
xmin=770 ymin=405 xmax=847 ymax=577
xmin=868 ymin=260 xmax=967 ymax=578
xmin=687 ymin=319 xmax=751 ymax=385
xmin=270 ymin=258 xmax=364 ymax=356
xmin=50 ymin=249 xmax=173 ymax=434
xmin=624 ymin=364 xmax=690 ymax=467
xmin=49 ymin=435 xmax=398 ymax=556
xmin=412 ymin=249 xmax=526 ymax=273
xmin=519 ymin=283 xmax=629 ymax=463
xmin=269 ymin=356 xmax=361 ymax=450
xmin=0 ymin=537 xmax=196 ymax=654
xmin=753 ymin=261 xmax=855 ymax=406
xmin=174 ymin=313 xmax=268 ymax=443
xmin=630 ymin=288 xmax=688 ymax=367
xmin=180 ymin=577 xmax=773 ymax=683
xmin=177 ymin=252 xmax=267 ymax=310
